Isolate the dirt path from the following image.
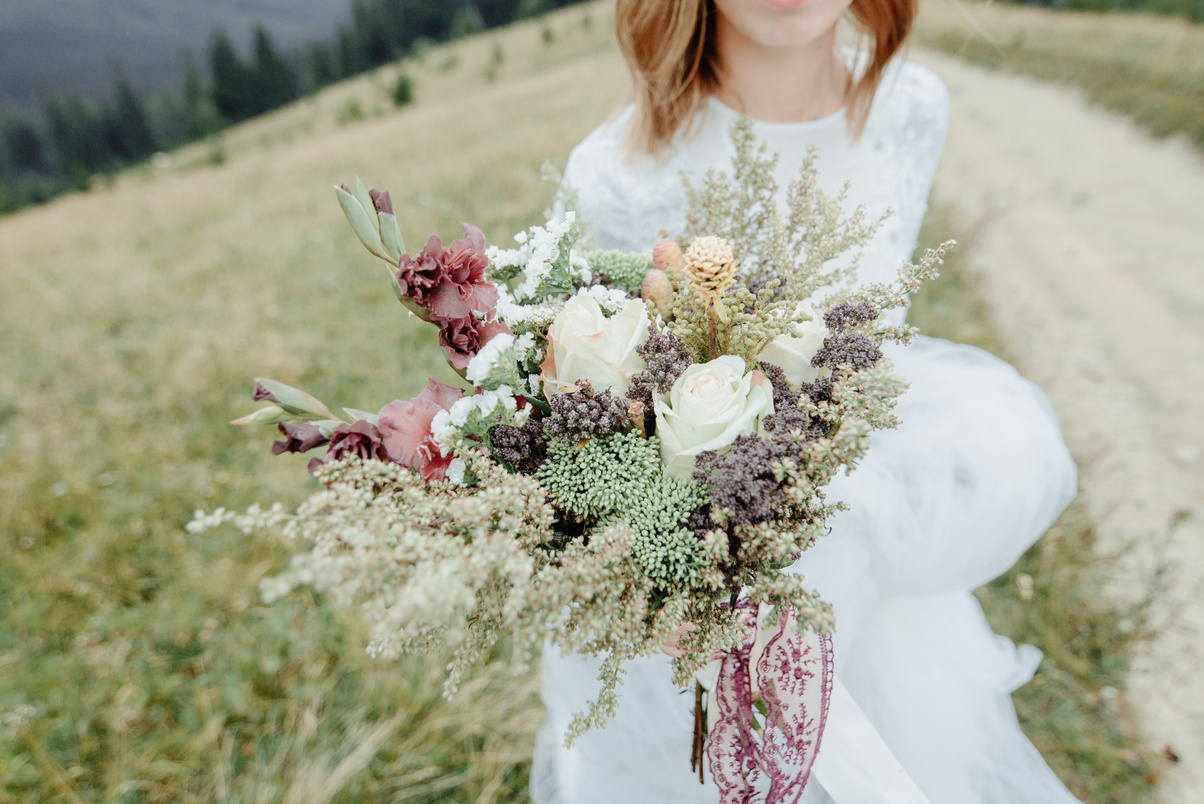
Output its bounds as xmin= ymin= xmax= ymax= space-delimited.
xmin=913 ymin=48 xmax=1204 ymax=802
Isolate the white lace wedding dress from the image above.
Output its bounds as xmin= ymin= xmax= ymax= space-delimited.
xmin=531 ymin=58 xmax=1082 ymax=804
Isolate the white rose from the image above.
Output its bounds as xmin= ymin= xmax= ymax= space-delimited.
xmin=654 ymin=355 xmax=775 ymax=480
xmin=541 ymin=296 xmax=649 ymax=397
xmin=757 ymin=303 xmax=830 ymax=387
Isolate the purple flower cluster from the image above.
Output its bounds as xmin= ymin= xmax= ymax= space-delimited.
xmin=811 ymin=333 xmax=882 ymax=372
xmin=811 ymin=301 xmax=883 ymax=373
xmin=823 ymin=301 xmax=879 ymax=333
xmin=626 ymin=324 xmax=694 ymax=408
xmin=693 ymin=434 xmax=794 ymax=528
xmin=692 ymin=363 xmax=827 ymax=530
xmin=547 ymin=381 xmax=630 ymax=443
xmin=757 ymin=363 xmax=822 ymax=440
xmin=489 ymin=416 xmax=548 ymax=475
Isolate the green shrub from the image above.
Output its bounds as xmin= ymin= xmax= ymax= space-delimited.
xmin=391 ymin=73 xmax=414 ymax=107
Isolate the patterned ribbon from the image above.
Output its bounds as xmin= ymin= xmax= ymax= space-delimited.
xmin=706 ymin=604 xmax=835 ymax=803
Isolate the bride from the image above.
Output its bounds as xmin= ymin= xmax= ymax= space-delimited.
xmin=531 ymin=1 xmax=1082 ymax=802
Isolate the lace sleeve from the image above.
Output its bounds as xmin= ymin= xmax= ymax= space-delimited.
xmin=561 ymin=107 xmax=688 ymax=253
xmin=885 ymin=62 xmax=951 ymax=262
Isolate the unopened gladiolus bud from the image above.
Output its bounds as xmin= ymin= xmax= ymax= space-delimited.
xmin=334 ymin=183 xmax=388 ymax=261
xmin=354 ymin=177 xmax=380 ymax=236
xmin=231 ymin=404 xmax=291 ymax=426
xmin=253 ymin=378 xmax=338 ymax=420
xmin=371 ymin=189 xmax=406 ymax=261
xmin=368 ymin=188 xmax=393 ymax=215
xmin=343 ymin=407 xmax=381 ymax=426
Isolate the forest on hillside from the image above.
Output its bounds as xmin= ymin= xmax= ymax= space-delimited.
xmin=0 ymin=0 xmax=587 ymax=216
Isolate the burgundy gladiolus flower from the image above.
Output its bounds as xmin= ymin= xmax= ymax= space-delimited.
xmin=378 ymin=379 xmax=464 ymax=482
xmin=397 ymin=235 xmax=448 ymax=308
xmin=445 ymin=223 xmax=488 ymax=285
xmin=272 ymin=422 xmax=329 ymax=455
xmin=308 ymin=420 xmax=389 ymax=475
xmin=439 ymin=316 xmax=511 ymax=370
xmin=427 ymin=223 xmax=499 ymax=322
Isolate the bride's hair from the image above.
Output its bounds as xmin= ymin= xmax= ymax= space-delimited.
xmin=615 ymin=0 xmax=915 ymax=154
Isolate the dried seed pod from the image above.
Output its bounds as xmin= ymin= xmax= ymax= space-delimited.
xmin=683 ymin=236 xmax=737 ymax=321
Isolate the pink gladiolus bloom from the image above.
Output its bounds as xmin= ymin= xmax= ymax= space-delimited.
xmin=378 ymin=379 xmax=464 ymax=482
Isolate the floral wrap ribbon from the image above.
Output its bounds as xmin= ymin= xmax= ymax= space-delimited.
xmin=707 ymin=603 xmax=834 ymax=803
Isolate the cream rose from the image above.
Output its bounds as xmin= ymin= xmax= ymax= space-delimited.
xmin=540 ymin=296 xmax=649 ymax=397
xmin=757 ymin=303 xmax=830 ymax=387
xmin=653 ymin=356 xmax=775 ymax=480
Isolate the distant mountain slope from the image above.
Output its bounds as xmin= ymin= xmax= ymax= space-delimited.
xmin=0 ymin=0 xmax=349 ymax=116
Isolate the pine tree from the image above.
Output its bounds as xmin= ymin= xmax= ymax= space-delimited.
xmin=250 ymin=26 xmax=298 ymax=114
xmin=1 ymin=115 xmax=47 ymax=175
xmin=43 ymin=92 xmax=111 ymax=179
xmin=305 ymin=43 xmax=338 ymax=90
xmin=104 ymin=67 xmax=158 ymax=162
xmin=210 ymin=30 xmax=250 ymax=123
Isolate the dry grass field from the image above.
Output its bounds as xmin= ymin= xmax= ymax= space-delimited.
xmin=916 ymin=0 xmax=1204 ymax=149
xmin=0 ymin=1 xmax=1175 ymax=801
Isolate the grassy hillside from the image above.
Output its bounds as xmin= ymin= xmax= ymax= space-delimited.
xmin=0 ymin=0 xmax=346 ymax=116
xmin=916 ymin=0 xmax=1204 ymax=150
xmin=0 ymin=1 xmax=1159 ymax=801
xmin=0 ymin=4 xmax=623 ymax=801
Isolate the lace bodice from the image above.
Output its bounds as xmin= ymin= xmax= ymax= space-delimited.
xmin=563 ymin=58 xmax=950 ymax=324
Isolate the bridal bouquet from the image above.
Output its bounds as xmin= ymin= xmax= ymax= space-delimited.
xmin=192 ymin=121 xmax=947 ymax=798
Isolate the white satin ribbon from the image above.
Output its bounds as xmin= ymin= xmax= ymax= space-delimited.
xmin=812 ymin=679 xmax=932 ymax=804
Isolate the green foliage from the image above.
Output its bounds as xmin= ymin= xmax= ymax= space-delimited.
xmin=209 ymin=29 xmax=251 ymax=123
xmin=103 ymin=69 xmax=159 ymax=162
xmin=581 ymin=249 xmax=653 ymax=295
xmin=613 ymin=478 xmax=709 ymax=588
xmin=1007 ymin=0 xmax=1202 ymax=21
xmin=210 ymin=27 xmax=300 ymax=125
xmin=338 ymin=99 xmax=366 ymax=126
xmin=537 ymin=431 xmax=661 ymax=521
xmin=391 ymin=73 xmax=415 ymax=107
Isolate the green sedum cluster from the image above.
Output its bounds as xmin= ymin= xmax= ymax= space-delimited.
xmin=612 ymin=477 xmax=710 ymax=588
xmin=538 ymin=431 xmax=709 ymax=589
xmin=581 ymin=249 xmax=654 ymax=296
xmin=537 ymin=430 xmax=661 ymax=520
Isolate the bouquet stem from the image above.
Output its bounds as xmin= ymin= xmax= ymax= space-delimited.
xmin=692 ymin=680 xmax=707 ymax=784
